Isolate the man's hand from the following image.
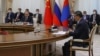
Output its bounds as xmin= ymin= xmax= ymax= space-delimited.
xmin=92 ymin=22 xmax=96 ymax=25
xmin=15 ymin=19 xmax=20 ymax=21
xmin=69 ymin=28 xmax=74 ymax=32
xmin=23 ymin=22 xmax=28 ymax=25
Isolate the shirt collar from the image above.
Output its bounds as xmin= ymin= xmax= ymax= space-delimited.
xmin=77 ymin=18 xmax=81 ymax=24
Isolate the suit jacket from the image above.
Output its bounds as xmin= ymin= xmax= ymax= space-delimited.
xmin=14 ymin=12 xmax=24 ymax=21
xmin=68 ymin=15 xmax=77 ymax=29
xmin=34 ymin=14 xmax=42 ymax=24
xmin=83 ymin=15 xmax=90 ymax=22
xmin=21 ymin=16 xmax=33 ymax=24
xmin=69 ymin=19 xmax=89 ymax=40
xmin=89 ymin=14 xmax=100 ymax=25
xmin=29 ymin=12 xmax=33 ymax=17
xmin=5 ymin=12 xmax=15 ymax=23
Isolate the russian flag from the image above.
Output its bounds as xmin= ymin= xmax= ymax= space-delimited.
xmin=61 ymin=0 xmax=70 ymax=28
xmin=53 ymin=0 xmax=61 ymax=26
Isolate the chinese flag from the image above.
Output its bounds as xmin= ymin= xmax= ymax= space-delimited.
xmin=44 ymin=0 xmax=53 ymax=30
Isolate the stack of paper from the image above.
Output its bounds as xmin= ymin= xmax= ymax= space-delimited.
xmin=52 ymin=31 xmax=66 ymax=35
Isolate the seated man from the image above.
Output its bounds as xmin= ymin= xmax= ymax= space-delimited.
xmin=14 ymin=8 xmax=24 ymax=22
xmin=62 ymin=11 xmax=89 ymax=56
xmin=89 ymin=10 xmax=100 ymax=33
xmin=34 ymin=9 xmax=42 ymax=26
xmin=21 ymin=12 xmax=33 ymax=25
xmin=5 ymin=8 xmax=15 ymax=23
xmin=82 ymin=11 xmax=90 ymax=23
xmin=68 ymin=11 xmax=77 ymax=29
xmin=25 ymin=9 xmax=33 ymax=17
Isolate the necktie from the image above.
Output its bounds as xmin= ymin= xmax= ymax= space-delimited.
xmin=36 ymin=14 xmax=39 ymax=18
xmin=25 ymin=17 xmax=28 ymax=22
xmin=8 ymin=13 xmax=11 ymax=19
xmin=16 ymin=13 xmax=20 ymax=19
xmin=93 ymin=15 xmax=96 ymax=23
xmin=84 ymin=15 xmax=86 ymax=20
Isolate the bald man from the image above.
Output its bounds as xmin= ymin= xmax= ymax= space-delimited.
xmin=21 ymin=12 xmax=33 ymax=24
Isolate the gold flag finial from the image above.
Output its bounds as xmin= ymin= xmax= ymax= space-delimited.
xmin=46 ymin=0 xmax=49 ymax=2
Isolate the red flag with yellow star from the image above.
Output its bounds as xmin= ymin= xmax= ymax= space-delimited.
xmin=44 ymin=0 xmax=53 ymax=29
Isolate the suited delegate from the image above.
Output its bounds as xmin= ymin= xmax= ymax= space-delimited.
xmin=21 ymin=12 xmax=33 ymax=24
xmin=14 ymin=8 xmax=24 ymax=22
xmin=25 ymin=9 xmax=33 ymax=17
xmin=5 ymin=8 xmax=15 ymax=23
xmin=62 ymin=11 xmax=89 ymax=56
xmin=34 ymin=9 xmax=42 ymax=25
xmin=68 ymin=11 xmax=77 ymax=29
xmin=82 ymin=11 xmax=90 ymax=23
xmin=89 ymin=10 xmax=100 ymax=31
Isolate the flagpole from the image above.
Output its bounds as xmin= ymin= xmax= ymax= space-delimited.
xmin=70 ymin=0 xmax=75 ymax=11
xmin=44 ymin=0 xmax=53 ymax=34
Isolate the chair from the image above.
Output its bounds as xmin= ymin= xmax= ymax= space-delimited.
xmin=98 ymin=25 xmax=100 ymax=34
xmin=70 ymin=24 xmax=98 ymax=56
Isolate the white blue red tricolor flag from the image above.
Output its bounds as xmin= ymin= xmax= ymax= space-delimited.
xmin=53 ymin=0 xmax=61 ymax=26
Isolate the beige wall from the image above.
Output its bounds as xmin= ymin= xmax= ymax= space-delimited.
xmin=0 ymin=0 xmax=7 ymax=23
xmin=6 ymin=0 xmax=13 ymax=10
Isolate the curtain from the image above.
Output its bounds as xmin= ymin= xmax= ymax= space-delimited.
xmin=74 ymin=0 xmax=99 ymax=14
xmin=12 ymin=0 xmax=45 ymax=14
xmin=11 ymin=0 xmax=100 ymax=15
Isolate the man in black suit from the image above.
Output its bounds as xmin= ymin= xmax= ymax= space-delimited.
xmin=5 ymin=8 xmax=15 ymax=23
xmin=68 ymin=11 xmax=77 ymax=29
xmin=21 ymin=12 xmax=33 ymax=24
xmin=62 ymin=11 xmax=89 ymax=56
xmin=89 ymin=10 xmax=100 ymax=32
xmin=14 ymin=8 xmax=24 ymax=22
xmin=83 ymin=11 xmax=90 ymax=23
xmin=25 ymin=9 xmax=33 ymax=17
xmin=34 ymin=9 xmax=42 ymax=25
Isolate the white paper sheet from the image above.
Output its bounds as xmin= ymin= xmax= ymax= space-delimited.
xmin=52 ymin=31 xmax=67 ymax=35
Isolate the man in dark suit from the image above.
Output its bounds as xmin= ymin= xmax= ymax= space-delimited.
xmin=34 ymin=9 xmax=42 ymax=25
xmin=21 ymin=12 xmax=33 ymax=24
xmin=5 ymin=8 xmax=15 ymax=23
xmin=14 ymin=8 xmax=24 ymax=22
xmin=82 ymin=11 xmax=90 ymax=23
xmin=62 ymin=11 xmax=89 ymax=56
xmin=25 ymin=9 xmax=33 ymax=17
xmin=68 ymin=11 xmax=77 ymax=29
xmin=89 ymin=10 xmax=100 ymax=32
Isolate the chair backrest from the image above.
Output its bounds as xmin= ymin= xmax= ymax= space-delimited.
xmin=89 ymin=24 xmax=98 ymax=43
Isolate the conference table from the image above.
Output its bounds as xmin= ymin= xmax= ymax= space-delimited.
xmin=0 ymin=23 xmax=69 ymax=56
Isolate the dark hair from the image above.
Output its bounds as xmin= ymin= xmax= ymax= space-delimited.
xmin=93 ymin=9 xmax=97 ymax=14
xmin=25 ymin=9 xmax=29 ymax=12
xmin=75 ymin=11 xmax=83 ymax=17
xmin=36 ymin=9 xmax=39 ymax=11
xmin=83 ymin=11 xmax=87 ymax=13
xmin=8 ymin=8 xmax=12 ymax=11
xmin=18 ymin=8 xmax=21 ymax=11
